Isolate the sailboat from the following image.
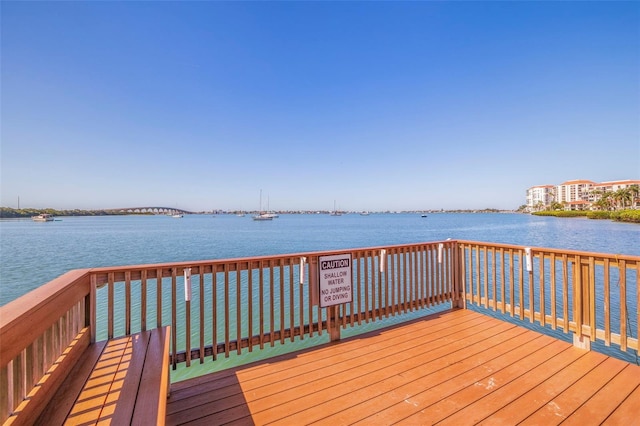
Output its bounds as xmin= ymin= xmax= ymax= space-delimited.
xmin=253 ymin=190 xmax=273 ymax=221
xmin=262 ymin=195 xmax=279 ymax=218
xmin=330 ymin=200 xmax=342 ymax=216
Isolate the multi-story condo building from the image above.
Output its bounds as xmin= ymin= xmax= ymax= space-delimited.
xmin=526 ymin=179 xmax=640 ymax=211
xmin=525 ymin=185 xmax=555 ymax=211
xmin=555 ymin=179 xmax=596 ymax=210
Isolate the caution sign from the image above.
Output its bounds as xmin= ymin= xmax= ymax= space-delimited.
xmin=318 ymin=253 xmax=353 ymax=308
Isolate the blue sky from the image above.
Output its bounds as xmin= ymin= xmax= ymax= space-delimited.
xmin=2 ymin=2 xmax=638 ymax=212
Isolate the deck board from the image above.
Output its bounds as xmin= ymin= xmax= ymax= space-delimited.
xmin=166 ymin=309 xmax=640 ymax=425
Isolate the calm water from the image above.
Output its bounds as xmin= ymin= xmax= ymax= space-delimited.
xmin=1 ymin=212 xmax=639 ymax=306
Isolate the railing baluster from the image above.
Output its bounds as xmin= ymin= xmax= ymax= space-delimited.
xmin=539 ymin=253 xmax=546 ymax=327
xmin=508 ymin=249 xmax=515 ymax=316
xmin=574 ymin=256 xmax=582 ymax=336
xmin=401 ymin=247 xmax=406 ymax=309
xmin=588 ymin=257 xmax=596 ymax=342
xmin=125 ymin=271 xmax=131 ymax=336
xmin=428 ymin=245 xmax=434 ymax=307
xmin=299 ymin=260 xmax=305 ymax=338
xmin=499 ymin=248 xmax=505 ymax=313
xmin=356 ymin=252 xmax=362 ymax=324
xmin=1 ymin=363 xmax=9 ymax=421
xmin=389 ymin=249 xmax=395 ymax=316
xmin=364 ymin=252 xmax=370 ymax=322
xmin=171 ymin=268 xmax=177 ymax=369
xmin=18 ymin=350 xmax=26 ymax=407
xmin=446 ymin=244 xmax=452 ymax=301
xmin=417 ymin=247 xmax=423 ymax=309
xmin=224 ymin=265 xmax=230 ymax=357
xmin=287 ymin=258 xmax=300 ymax=342
xmin=279 ymin=260 xmax=285 ymax=345
xmin=466 ymin=245 xmax=473 ymax=305
xmin=604 ymin=258 xmax=611 ymax=346
xmin=269 ymin=260 xmax=275 ymax=347
xmin=141 ymin=270 xmax=147 ymax=332
xmin=237 ymin=262 xmax=242 ymax=355
xmin=518 ymin=250 xmax=524 ymax=320
xmin=483 ymin=247 xmax=488 ymax=308
xmin=212 ymin=264 xmax=218 ymax=360
xmin=363 ymin=250 xmax=378 ymax=321
xmin=409 ymin=247 xmax=416 ymax=311
xmin=185 ymin=270 xmax=192 ymax=368
xmin=438 ymin=244 xmax=444 ymax=304
xmin=260 ymin=260 xmax=266 ymax=346
xmin=307 ymin=258 xmax=314 ymax=337
xmin=619 ymin=259 xmax=627 ymax=351
xmin=350 ymin=255 xmax=357 ymax=324
xmin=562 ymin=254 xmax=569 ymax=332
xmin=6 ymin=361 xmax=13 ymax=418
xmin=108 ymin=272 xmax=114 ymax=339
xmin=199 ymin=270 xmax=205 ymax=363
xmin=528 ymin=251 xmax=534 ymax=323
xmin=491 ymin=247 xmax=497 ymax=311
xmin=156 ymin=267 xmax=163 ymax=329
xmin=474 ymin=246 xmax=481 ymax=307
xmin=249 ymin=262 xmax=254 ymax=351
xmin=377 ymin=250 xmax=384 ymax=317
xmin=316 ymin=290 xmax=322 ymax=336
xmin=550 ymin=253 xmax=557 ymax=330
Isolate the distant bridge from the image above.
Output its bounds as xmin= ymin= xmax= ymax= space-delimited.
xmin=105 ymin=207 xmax=195 ymax=215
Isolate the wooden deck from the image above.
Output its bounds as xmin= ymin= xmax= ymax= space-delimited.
xmin=166 ymin=309 xmax=640 ymax=425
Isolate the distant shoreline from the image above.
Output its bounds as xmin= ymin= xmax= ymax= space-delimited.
xmin=0 ymin=207 xmax=518 ymax=219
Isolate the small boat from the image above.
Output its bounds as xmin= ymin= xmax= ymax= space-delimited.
xmin=253 ymin=190 xmax=273 ymax=221
xmin=172 ymin=214 xmax=183 ymax=218
xmin=421 ymin=214 xmax=428 ymax=218
xmin=360 ymin=211 xmax=370 ymax=216
xmin=330 ymin=200 xmax=342 ymax=216
xmin=32 ymin=213 xmax=54 ymax=222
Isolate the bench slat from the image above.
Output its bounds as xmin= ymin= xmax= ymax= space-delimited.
xmin=132 ymin=327 xmax=171 ymax=425
xmin=34 ymin=337 xmax=106 ymax=426
xmin=66 ymin=336 xmax=132 ymax=424
xmin=110 ymin=331 xmax=151 ymax=424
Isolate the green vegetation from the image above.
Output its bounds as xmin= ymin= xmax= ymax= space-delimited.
xmin=586 ymin=211 xmax=611 ymax=220
xmin=610 ymin=210 xmax=640 ymax=223
xmin=534 ymin=209 xmax=640 ymax=224
xmin=533 ymin=210 xmax=587 ymax=218
xmin=0 ymin=207 xmax=153 ymax=219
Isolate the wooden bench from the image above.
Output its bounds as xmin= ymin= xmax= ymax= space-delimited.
xmin=34 ymin=326 xmax=170 ymax=425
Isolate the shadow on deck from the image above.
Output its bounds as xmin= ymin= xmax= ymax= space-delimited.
xmin=166 ymin=309 xmax=640 ymax=425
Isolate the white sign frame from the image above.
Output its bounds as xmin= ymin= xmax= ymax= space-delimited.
xmin=318 ymin=253 xmax=353 ymax=308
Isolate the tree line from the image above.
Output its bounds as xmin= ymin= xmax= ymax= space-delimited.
xmin=0 ymin=207 xmax=153 ymax=218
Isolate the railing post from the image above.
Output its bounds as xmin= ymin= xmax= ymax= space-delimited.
xmin=452 ymin=242 xmax=466 ymax=309
xmin=573 ymin=257 xmax=591 ymax=350
xmin=90 ymin=274 xmax=97 ymax=343
xmin=329 ymin=305 xmax=341 ymax=342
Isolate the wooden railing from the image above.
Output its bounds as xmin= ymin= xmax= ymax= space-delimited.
xmin=0 ymin=269 xmax=91 ymax=425
xmin=88 ymin=241 xmax=458 ymax=367
xmin=457 ymin=240 xmax=639 ymax=352
xmin=0 ymin=241 xmax=457 ymax=423
xmin=1 ymin=240 xmax=638 ymax=424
